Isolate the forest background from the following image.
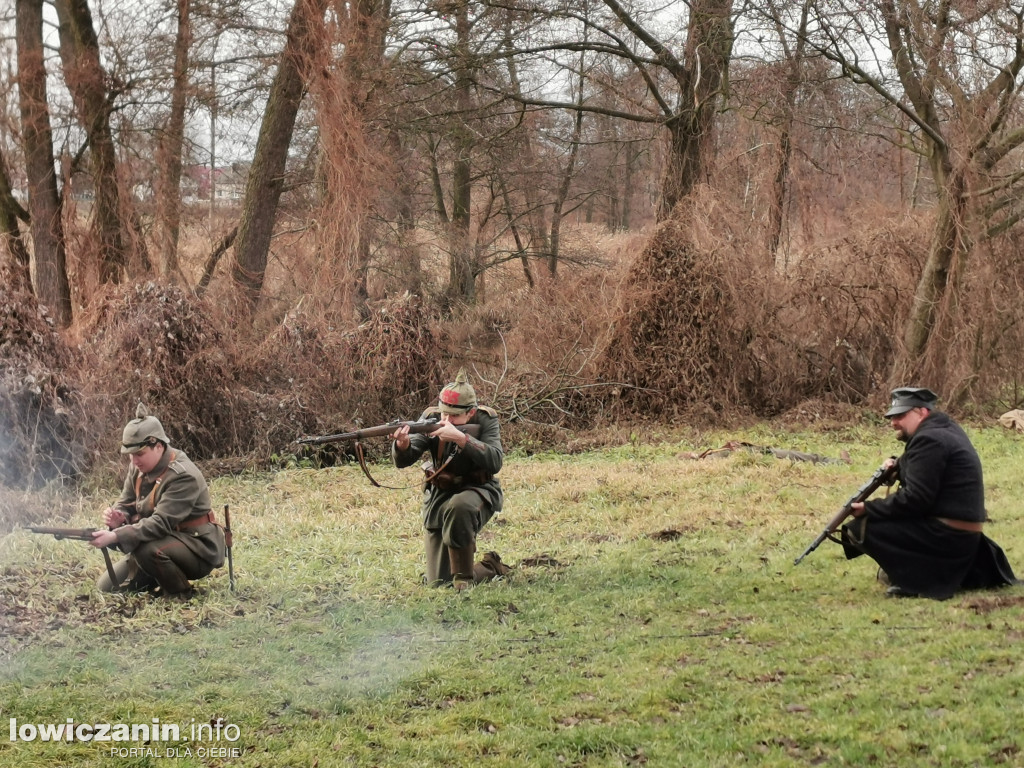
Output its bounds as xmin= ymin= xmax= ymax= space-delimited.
xmin=1 ymin=0 xmax=1024 ymax=498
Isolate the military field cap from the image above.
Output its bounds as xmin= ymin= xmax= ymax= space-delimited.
xmin=884 ymin=386 xmax=939 ymax=418
xmin=121 ymin=403 xmax=170 ymax=453
xmin=438 ymin=368 xmax=477 ymax=415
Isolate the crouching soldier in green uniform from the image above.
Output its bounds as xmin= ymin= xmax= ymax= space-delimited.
xmin=89 ymin=404 xmax=225 ymax=597
xmin=391 ymin=370 xmax=509 ymax=591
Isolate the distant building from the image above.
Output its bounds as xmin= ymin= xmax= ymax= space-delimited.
xmin=183 ymin=163 xmax=249 ymax=204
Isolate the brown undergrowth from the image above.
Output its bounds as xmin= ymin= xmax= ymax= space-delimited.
xmin=3 ymin=208 xmax=1019 ymax=490
xmin=593 ymin=190 xmax=930 ymax=419
xmin=0 ymin=283 xmax=80 ymax=488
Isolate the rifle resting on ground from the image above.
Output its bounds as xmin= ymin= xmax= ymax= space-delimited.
xmin=28 ymin=526 xmax=120 ymax=590
xmin=223 ymin=505 xmax=235 ymax=592
xmin=297 ymin=418 xmax=481 ymax=488
xmin=793 ymin=458 xmax=899 ymax=565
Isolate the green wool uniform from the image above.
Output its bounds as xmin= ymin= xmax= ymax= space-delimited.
xmin=98 ymin=447 xmax=225 ymax=594
xmin=393 ymin=405 xmax=504 ymax=585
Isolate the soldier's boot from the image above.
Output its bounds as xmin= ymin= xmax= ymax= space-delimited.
xmin=448 ymin=544 xmax=477 ymax=592
xmin=424 ymin=531 xmax=452 ymax=586
xmin=473 ymin=551 xmax=512 ymax=582
xmin=96 ymin=556 xmax=157 ymax=594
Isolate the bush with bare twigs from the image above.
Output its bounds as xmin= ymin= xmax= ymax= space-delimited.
xmin=250 ymin=293 xmax=450 ymax=460
xmin=72 ymin=282 xmax=245 ymax=469
xmin=0 ymin=284 xmax=79 ymax=488
xmin=594 ymin=193 xmax=748 ymax=417
xmin=593 ymin=191 xmax=934 ymax=419
xmin=735 ymin=214 xmax=928 ymax=414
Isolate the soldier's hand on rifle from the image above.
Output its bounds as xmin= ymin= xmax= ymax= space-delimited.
xmin=430 ymin=419 xmax=469 ymax=448
xmin=103 ymin=506 xmax=127 ymax=528
xmin=851 ymin=502 xmax=866 ymax=517
xmin=90 ymin=530 xmax=117 ymax=548
xmin=391 ymin=424 xmax=411 ymax=451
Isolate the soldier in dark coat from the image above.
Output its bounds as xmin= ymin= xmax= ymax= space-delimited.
xmin=842 ymin=387 xmax=1017 ymax=599
xmin=89 ymin=405 xmax=225 ymax=597
xmin=391 ymin=370 xmax=507 ymax=590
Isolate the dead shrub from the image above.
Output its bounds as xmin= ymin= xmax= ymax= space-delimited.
xmin=437 ymin=251 xmax=629 ymax=434
xmin=266 ymin=293 xmax=452 ymax=464
xmin=906 ymin=223 xmax=1024 ymax=411
xmin=736 ymin=214 xmax=928 ymax=413
xmin=72 ymin=281 xmax=245 ymax=467
xmin=591 ymin=189 xmax=933 ymax=419
xmin=0 ymin=284 xmax=80 ymax=488
xmin=593 ymin=191 xmax=750 ymax=417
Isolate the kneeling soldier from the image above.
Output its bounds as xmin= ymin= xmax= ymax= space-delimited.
xmin=391 ymin=370 xmax=509 ymax=590
xmin=89 ymin=404 xmax=225 ymax=597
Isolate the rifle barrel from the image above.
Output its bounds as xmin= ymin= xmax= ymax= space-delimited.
xmin=29 ymin=526 xmax=122 ymax=590
xmin=297 ymin=419 xmax=480 ymax=446
xmin=793 ymin=459 xmax=898 ymax=566
xmin=27 ymin=526 xmax=99 ymax=541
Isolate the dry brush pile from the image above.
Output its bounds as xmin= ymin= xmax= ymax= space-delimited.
xmin=593 ymin=192 xmax=932 ymax=419
xmin=3 ymin=204 xmax=1023 ymax=495
xmin=0 ymin=282 xmax=79 ymax=489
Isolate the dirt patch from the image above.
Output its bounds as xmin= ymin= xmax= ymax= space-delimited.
xmin=963 ymin=593 xmax=1024 ymax=615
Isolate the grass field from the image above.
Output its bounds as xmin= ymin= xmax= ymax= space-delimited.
xmin=2 ymin=422 xmax=1023 ymax=767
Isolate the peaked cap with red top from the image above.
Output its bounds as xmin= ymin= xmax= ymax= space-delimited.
xmin=438 ymin=368 xmax=477 ymax=414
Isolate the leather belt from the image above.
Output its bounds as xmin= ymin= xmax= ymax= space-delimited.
xmin=177 ymin=512 xmax=213 ymax=531
xmin=938 ymin=517 xmax=984 ymax=533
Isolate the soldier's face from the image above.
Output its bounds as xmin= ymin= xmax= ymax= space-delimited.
xmin=441 ymin=408 xmax=476 ymax=426
xmin=130 ymin=443 xmax=164 ymax=474
xmin=891 ymin=408 xmax=928 ymax=441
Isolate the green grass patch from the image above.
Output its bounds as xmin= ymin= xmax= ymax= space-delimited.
xmin=2 ymin=425 xmax=1023 ymax=767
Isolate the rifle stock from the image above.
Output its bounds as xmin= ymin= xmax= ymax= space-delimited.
xmin=28 ymin=526 xmax=120 ymax=589
xmin=297 ymin=418 xmax=480 ymax=446
xmin=793 ymin=458 xmax=899 ymax=565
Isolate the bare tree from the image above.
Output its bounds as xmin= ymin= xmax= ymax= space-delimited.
xmin=231 ymin=0 xmax=330 ymax=308
xmin=548 ymin=51 xmax=587 ymax=276
xmin=15 ymin=0 xmax=73 ymax=325
xmin=798 ymin=0 xmax=1024 ymax=374
xmin=153 ymin=0 xmax=192 ymax=282
xmin=54 ymin=0 xmax=130 ymax=284
xmin=0 ymin=148 xmax=32 ymax=289
xmin=490 ymin=0 xmax=735 ymax=220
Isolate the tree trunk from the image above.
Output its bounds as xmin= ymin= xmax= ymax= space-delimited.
xmin=16 ymin=0 xmax=72 ymax=326
xmin=446 ymin=0 xmax=474 ymax=304
xmin=154 ymin=0 xmax=191 ymax=281
xmin=388 ymin=129 xmax=423 ymax=295
xmin=0 ymin=149 xmax=32 ymax=290
xmin=765 ymin=0 xmax=809 ymax=265
xmin=621 ymin=144 xmax=636 ymax=231
xmin=54 ymin=0 xmax=129 ymax=285
xmin=549 ymin=61 xmax=586 ymax=276
xmin=503 ymin=24 xmax=550 ymax=261
xmin=903 ymin=167 xmax=968 ymax=361
xmin=657 ymin=0 xmax=733 ymax=219
xmin=232 ymin=0 xmax=329 ymax=308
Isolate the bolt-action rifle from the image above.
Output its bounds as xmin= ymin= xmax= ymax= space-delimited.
xmin=297 ymin=418 xmax=481 ymax=488
xmin=794 ymin=458 xmax=899 ymax=565
xmin=296 ymin=418 xmax=480 ymax=446
xmin=223 ymin=505 xmax=235 ymax=592
xmin=27 ymin=526 xmax=120 ymax=589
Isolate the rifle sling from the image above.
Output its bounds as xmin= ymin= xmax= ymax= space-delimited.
xmin=100 ymin=546 xmax=120 ymax=591
xmin=354 ymin=441 xmax=457 ymax=491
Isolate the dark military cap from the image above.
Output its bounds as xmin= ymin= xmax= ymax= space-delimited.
xmin=884 ymin=387 xmax=939 ymax=418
